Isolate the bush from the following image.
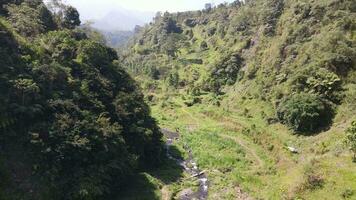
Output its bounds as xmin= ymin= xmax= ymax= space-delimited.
xmin=341 ymin=188 xmax=354 ymax=199
xmin=200 ymin=40 xmax=208 ymax=50
xmin=291 ymin=67 xmax=343 ymax=103
xmin=345 ymin=121 xmax=356 ymax=161
xmin=299 ymin=160 xmax=325 ymax=192
xmin=206 ymin=53 xmax=243 ymax=94
xmin=277 ymin=93 xmax=334 ymax=133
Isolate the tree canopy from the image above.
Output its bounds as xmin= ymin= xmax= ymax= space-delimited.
xmin=0 ymin=0 xmax=163 ymax=199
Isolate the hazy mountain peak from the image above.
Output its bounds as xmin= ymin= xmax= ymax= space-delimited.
xmin=90 ymin=7 xmax=155 ymax=31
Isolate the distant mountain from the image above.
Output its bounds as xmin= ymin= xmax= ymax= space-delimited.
xmin=101 ymin=30 xmax=134 ymax=48
xmin=91 ymin=8 xmax=155 ymax=31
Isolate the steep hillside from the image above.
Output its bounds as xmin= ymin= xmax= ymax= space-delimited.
xmin=121 ymin=0 xmax=356 ymax=199
xmin=101 ymin=30 xmax=134 ymax=48
xmin=0 ymin=1 xmax=162 ymax=199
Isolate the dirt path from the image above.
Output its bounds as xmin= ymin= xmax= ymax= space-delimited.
xmin=161 ymin=186 xmax=171 ymax=200
xmin=220 ymin=134 xmax=264 ymax=169
xmin=235 ymin=186 xmax=254 ymax=200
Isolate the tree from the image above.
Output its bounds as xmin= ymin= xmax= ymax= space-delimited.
xmin=38 ymin=2 xmax=56 ymax=31
xmin=0 ymin=0 xmax=23 ymax=15
xmin=5 ymin=1 xmax=55 ymax=37
xmin=62 ymin=5 xmax=80 ymax=29
xmin=12 ymin=78 xmax=40 ymax=106
xmin=47 ymin=0 xmax=80 ymax=29
xmin=345 ymin=121 xmax=356 ymax=162
xmin=6 ymin=2 xmax=45 ymax=37
xmin=0 ymin=7 xmax=163 ymax=198
xmin=207 ymin=53 xmax=243 ymax=93
xmin=160 ymin=33 xmax=183 ymax=57
xmin=161 ymin=13 xmax=182 ymax=34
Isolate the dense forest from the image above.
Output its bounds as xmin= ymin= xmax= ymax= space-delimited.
xmin=0 ymin=0 xmax=162 ymax=199
xmin=120 ymin=0 xmax=356 ymax=199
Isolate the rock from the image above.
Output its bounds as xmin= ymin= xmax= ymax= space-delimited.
xmin=177 ymin=188 xmax=194 ymax=200
xmin=287 ymin=146 xmax=299 ymax=153
xmin=267 ymin=117 xmax=279 ymax=124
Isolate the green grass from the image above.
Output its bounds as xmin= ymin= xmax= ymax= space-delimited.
xmin=122 ymin=1 xmax=356 ymax=198
xmin=147 ymin=90 xmax=356 ymax=200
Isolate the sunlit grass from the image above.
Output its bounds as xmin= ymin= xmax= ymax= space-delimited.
xmin=149 ymin=92 xmax=356 ymax=199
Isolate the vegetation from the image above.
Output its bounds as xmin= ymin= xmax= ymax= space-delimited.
xmin=1 ymin=0 xmax=355 ymax=199
xmin=277 ymin=93 xmax=334 ymax=133
xmin=345 ymin=121 xmax=356 ymax=161
xmin=119 ymin=0 xmax=356 ymax=199
xmin=0 ymin=0 xmax=163 ymax=199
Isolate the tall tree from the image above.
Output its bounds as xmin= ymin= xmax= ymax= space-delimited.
xmin=62 ymin=5 xmax=80 ymax=29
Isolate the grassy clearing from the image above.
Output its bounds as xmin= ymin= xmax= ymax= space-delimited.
xmin=147 ymin=91 xmax=356 ymax=200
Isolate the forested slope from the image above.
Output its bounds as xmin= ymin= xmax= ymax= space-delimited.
xmin=0 ymin=0 xmax=162 ymax=199
xmin=121 ymin=0 xmax=356 ymax=199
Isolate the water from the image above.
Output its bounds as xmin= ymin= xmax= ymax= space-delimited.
xmin=162 ymin=129 xmax=209 ymax=200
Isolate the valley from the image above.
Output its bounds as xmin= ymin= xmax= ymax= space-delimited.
xmin=0 ymin=0 xmax=355 ymax=199
xmin=118 ymin=0 xmax=356 ymax=199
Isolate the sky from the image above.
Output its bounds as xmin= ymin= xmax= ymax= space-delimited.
xmin=64 ymin=0 xmax=235 ymax=20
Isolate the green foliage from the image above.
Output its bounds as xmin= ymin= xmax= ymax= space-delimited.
xmin=277 ymin=93 xmax=334 ymax=134
xmin=76 ymin=40 xmax=118 ymax=67
xmin=307 ymin=31 xmax=355 ymax=77
xmin=167 ymin=71 xmax=180 ymax=88
xmin=0 ymin=2 xmax=163 ymax=198
xmin=119 ymin=0 xmax=356 ymax=198
xmin=345 ymin=121 xmax=356 ymax=161
xmin=200 ymin=40 xmax=208 ymax=50
xmin=160 ymin=33 xmax=185 ymax=57
xmin=290 ymin=67 xmax=343 ymax=103
xmin=261 ymin=0 xmax=284 ymax=36
xmin=46 ymin=0 xmax=81 ymax=30
xmin=62 ymin=5 xmax=80 ymax=29
xmin=6 ymin=2 xmax=47 ymax=37
xmin=299 ymin=161 xmax=325 ymax=191
xmin=207 ymin=53 xmax=243 ymax=93
xmin=161 ymin=12 xmax=182 ymax=34
xmin=0 ymin=0 xmax=22 ymax=15
xmin=11 ymin=78 xmax=40 ymax=105
xmin=342 ymin=188 xmax=355 ymax=199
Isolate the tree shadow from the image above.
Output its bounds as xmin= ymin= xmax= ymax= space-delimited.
xmin=118 ymin=145 xmax=185 ymax=199
xmin=149 ymin=145 xmax=185 ymax=184
xmin=118 ymin=173 xmax=161 ymax=200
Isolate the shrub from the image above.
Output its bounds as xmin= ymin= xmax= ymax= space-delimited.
xmin=299 ymin=160 xmax=325 ymax=191
xmin=345 ymin=121 xmax=356 ymax=162
xmin=305 ymin=173 xmax=324 ymax=190
xmin=200 ymin=40 xmax=208 ymax=50
xmin=207 ymin=27 xmax=216 ymax=36
xmin=277 ymin=93 xmax=334 ymax=134
xmin=341 ymin=188 xmax=354 ymax=199
xmin=184 ymin=18 xmax=197 ymax=27
xmin=207 ymin=53 xmax=244 ymax=94
xmin=167 ymin=71 xmax=179 ymax=88
xmin=291 ymin=67 xmax=343 ymax=103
